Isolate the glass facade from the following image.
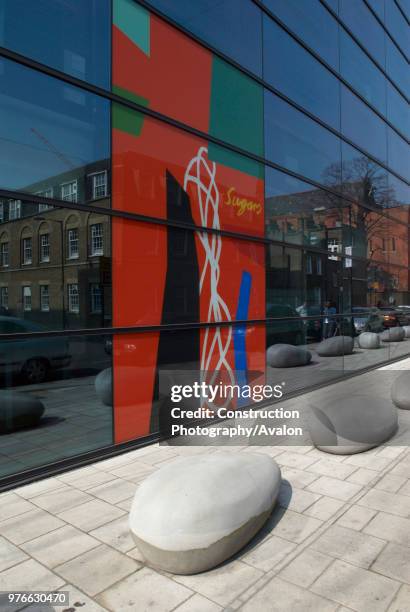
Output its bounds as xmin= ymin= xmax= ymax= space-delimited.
xmin=0 ymin=0 xmax=409 ymax=485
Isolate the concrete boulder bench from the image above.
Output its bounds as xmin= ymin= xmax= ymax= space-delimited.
xmin=129 ymin=452 xmax=281 ymax=574
xmin=267 ymin=344 xmax=312 ymax=368
xmin=316 ymin=336 xmax=354 ymax=357
xmin=403 ymin=326 xmax=410 ymax=339
xmin=380 ymin=327 xmax=405 ymax=342
xmin=358 ymin=332 xmax=380 ymax=349
xmin=308 ymin=393 xmax=397 ymax=454
xmin=95 ymin=368 xmax=112 ymax=406
xmin=0 ymin=390 xmax=45 ymax=434
xmin=391 ymin=371 xmax=410 ymax=410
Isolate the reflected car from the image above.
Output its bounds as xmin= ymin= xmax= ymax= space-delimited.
xmin=0 ymin=317 xmax=71 ymax=384
xmin=395 ymin=306 xmax=410 ymax=325
xmin=351 ymin=307 xmax=384 ymax=335
xmin=266 ymin=304 xmax=305 ymax=346
xmin=378 ymin=307 xmax=409 ymax=328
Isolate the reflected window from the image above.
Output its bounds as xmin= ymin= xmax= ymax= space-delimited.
xmin=90 ymin=223 xmax=103 ymax=256
xmin=67 ymin=228 xmax=79 ymax=259
xmin=68 ymin=283 xmax=79 ymax=313
xmin=22 ymin=286 xmax=32 ymax=311
xmin=36 ymin=188 xmax=54 ymax=212
xmin=9 ymin=200 xmax=21 ymax=220
xmin=61 ymin=181 xmax=78 ymax=203
xmin=40 ymin=285 xmax=50 ymax=312
xmin=91 ymin=171 xmax=107 ymax=199
xmin=90 ymin=283 xmax=103 ymax=314
xmin=39 ymin=233 xmax=50 ymax=263
xmin=0 ymin=286 xmax=8 ymax=310
xmin=22 ymin=237 xmax=33 ymax=265
xmin=1 ymin=242 xmax=9 ymax=267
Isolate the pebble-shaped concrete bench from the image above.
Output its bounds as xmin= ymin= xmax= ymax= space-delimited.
xmin=308 ymin=393 xmax=398 ymax=454
xmin=316 ymin=336 xmax=354 ymax=357
xmin=380 ymin=327 xmax=405 ymax=342
xmin=267 ymin=344 xmax=312 ymax=368
xmin=0 ymin=390 xmax=45 ymax=434
xmin=391 ymin=371 xmax=410 ymax=410
xmin=129 ymin=452 xmax=281 ymax=574
xmin=358 ymin=332 xmax=380 ymax=349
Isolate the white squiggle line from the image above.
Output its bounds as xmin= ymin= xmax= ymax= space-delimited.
xmin=184 ymin=146 xmax=236 ymax=407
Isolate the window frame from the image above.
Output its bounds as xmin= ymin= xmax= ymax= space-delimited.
xmin=67 ymin=283 xmax=80 ymax=313
xmin=90 ymin=223 xmax=104 ymax=256
xmin=22 ymin=236 xmax=33 ymax=265
xmin=61 ymin=180 xmax=78 ymax=203
xmin=67 ymin=228 xmax=79 ymax=260
xmin=40 ymin=284 xmax=50 ymax=312
xmin=22 ymin=285 xmax=32 ymax=312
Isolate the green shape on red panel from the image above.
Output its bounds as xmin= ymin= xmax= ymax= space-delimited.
xmin=208 ymin=143 xmax=264 ymax=180
xmin=112 ymin=86 xmax=149 ymax=137
xmin=113 ymin=0 xmax=150 ymax=56
xmin=209 ymin=56 xmax=264 ymax=168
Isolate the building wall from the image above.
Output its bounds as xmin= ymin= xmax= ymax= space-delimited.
xmin=0 ymin=0 xmax=409 ymax=483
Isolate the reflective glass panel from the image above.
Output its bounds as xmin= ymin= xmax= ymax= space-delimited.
xmin=0 ymin=58 xmax=110 ymax=204
xmin=0 ymin=203 xmax=111 ymax=330
xmin=340 ymin=29 xmax=387 ymax=115
xmin=112 ymin=105 xmax=265 ymax=236
xmin=339 ymin=0 xmax=386 ymax=68
xmin=264 ymin=90 xmax=341 ymax=186
xmin=112 ymin=219 xmax=265 ymax=327
xmin=263 ymin=16 xmax=340 ymax=129
xmin=261 ymin=0 xmax=340 ymax=71
xmin=0 ymin=0 xmax=111 ymax=89
xmin=265 ymin=167 xmax=344 ymax=250
xmin=0 ymin=333 xmax=112 ymax=479
xmin=113 ymin=1 xmax=263 ymax=158
xmin=387 ymin=127 xmax=410 ymax=180
xmin=341 ymin=85 xmax=387 ymax=164
xmin=142 ymin=0 xmax=263 ymax=76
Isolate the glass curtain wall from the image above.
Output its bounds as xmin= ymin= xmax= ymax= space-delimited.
xmin=0 ymin=0 xmax=409 ymax=484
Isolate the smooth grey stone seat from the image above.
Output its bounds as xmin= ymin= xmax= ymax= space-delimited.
xmin=358 ymin=332 xmax=380 ymax=349
xmin=267 ymin=344 xmax=312 ymax=368
xmin=308 ymin=393 xmax=397 ymax=454
xmin=391 ymin=371 xmax=410 ymax=410
xmin=381 ymin=327 xmax=405 ymax=342
xmin=402 ymin=326 xmax=410 ymax=338
xmin=129 ymin=452 xmax=281 ymax=574
xmin=0 ymin=390 xmax=45 ymax=434
xmin=95 ymin=368 xmax=112 ymax=406
xmin=316 ymin=336 xmax=354 ymax=357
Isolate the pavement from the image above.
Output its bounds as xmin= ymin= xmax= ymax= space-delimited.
xmin=1 ymin=359 xmax=410 ymax=610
